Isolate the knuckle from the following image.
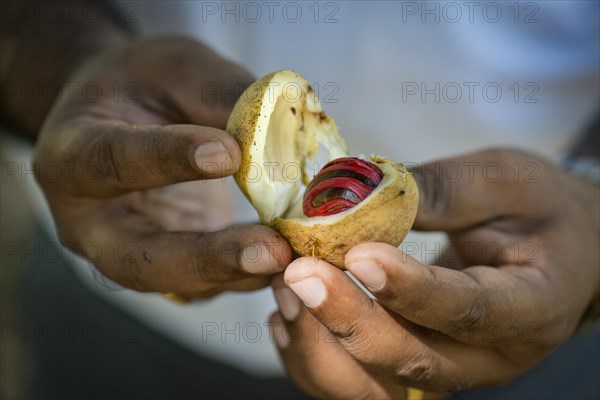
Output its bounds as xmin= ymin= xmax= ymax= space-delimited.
xmin=146 ymin=134 xmax=174 ymax=175
xmin=194 ymin=260 xmax=220 ymax=284
xmin=194 ymin=235 xmax=243 ymax=284
xmin=84 ymin=132 xmax=123 ymax=189
xmin=329 ymin=318 xmax=377 ymax=360
xmin=327 ymin=299 xmax=376 ymax=340
xmin=394 ymin=352 xmax=440 ymax=387
xmin=328 ymin=317 xmax=365 ymax=340
xmin=143 ymin=132 xmax=193 ymax=183
xmin=98 ymin=135 xmax=123 ymax=188
xmin=194 ymin=251 xmax=229 ymax=284
xmin=418 ymin=162 xmax=452 ymax=218
xmin=451 ymin=292 xmax=490 ymax=331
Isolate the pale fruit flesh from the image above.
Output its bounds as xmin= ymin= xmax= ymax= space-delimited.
xmin=226 ymin=70 xmax=419 ymax=268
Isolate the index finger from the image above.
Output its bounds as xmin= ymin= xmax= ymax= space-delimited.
xmin=346 ymin=243 xmax=557 ymax=346
xmin=35 ymin=118 xmax=241 ymax=197
xmin=69 ymin=210 xmax=291 ymax=293
xmin=282 ymin=257 xmax=518 ymax=391
xmin=411 ymin=149 xmax=559 ymax=231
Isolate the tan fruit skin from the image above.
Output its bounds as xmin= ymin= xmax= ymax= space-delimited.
xmin=273 ymin=164 xmax=419 ymax=268
xmin=226 ymin=71 xmax=277 ymax=201
xmin=226 ymin=70 xmax=419 ymax=269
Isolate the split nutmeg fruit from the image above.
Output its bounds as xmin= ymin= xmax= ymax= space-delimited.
xmin=226 ymin=70 xmax=418 ymax=268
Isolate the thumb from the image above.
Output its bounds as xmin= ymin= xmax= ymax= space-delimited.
xmin=411 ymin=149 xmax=555 ymax=231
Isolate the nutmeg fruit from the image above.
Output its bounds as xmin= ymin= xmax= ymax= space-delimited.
xmin=226 ymin=70 xmax=418 ymax=268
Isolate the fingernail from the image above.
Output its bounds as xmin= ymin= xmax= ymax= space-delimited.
xmin=273 ymin=321 xmax=289 ymax=349
xmin=274 ymin=287 xmax=301 ymax=321
xmin=194 ymin=140 xmax=233 ymax=174
xmin=348 ymin=261 xmax=386 ymax=291
xmin=241 ymin=243 xmax=283 ymax=274
xmin=289 ymin=277 xmax=326 ymax=308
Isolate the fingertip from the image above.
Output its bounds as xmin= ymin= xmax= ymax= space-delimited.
xmin=255 ymin=225 xmax=292 ymax=260
xmin=192 ymin=140 xmax=237 ymax=177
xmin=345 ymin=244 xmax=426 ymax=292
xmin=212 ymin=127 xmax=242 ymax=166
xmin=180 ymin=125 xmax=240 ymax=178
xmin=269 ymin=312 xmax=290 ymax=350
xmin=240 ymin=242 xmax=286 ymax=274
xmin=347 ymin=243 xmax=421 ymax=271
xmin=283 ymin=258 xmax=331 ymax=310
xmin=268 ymin=310 xmax=281 ymax=325
xmin=283 ymin=256 xmax=329 ymax=284
xmin=269 ymin=233 xmax=294 ymax=267
xmin=345 ymin=242 xmax=397 ymax=264
xmin=345 ymin=243 xmax=402 ymax=277
xmin=239 ymin=226 xmax=292 ymax=275
xmin=273 ymin=275 xmax=302 ymax=321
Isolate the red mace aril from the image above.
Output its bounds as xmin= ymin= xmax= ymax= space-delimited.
xmin=303 ymin=157 xmax=384 ymax=217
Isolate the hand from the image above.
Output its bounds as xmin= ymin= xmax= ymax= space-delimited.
xmin=34 ymin=37 xmax=292 ymax=299
xmin=270 ymin=149 xmax=599 ymax=397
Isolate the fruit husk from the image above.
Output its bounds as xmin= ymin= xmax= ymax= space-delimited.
xmin=226 ymin=70 xmax=418 ymax=269
xmin=227 ymin=71 xmax=276 ymax=204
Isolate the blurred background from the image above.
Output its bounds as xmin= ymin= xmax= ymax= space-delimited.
xmin=2 ymin=1 xmax=599 ymax=398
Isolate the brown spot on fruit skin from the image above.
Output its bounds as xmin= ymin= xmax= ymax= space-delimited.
xmin=291 ymin=107 xmax=296 ymax=115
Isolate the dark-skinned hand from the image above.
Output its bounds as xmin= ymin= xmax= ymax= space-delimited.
xmin=270 ymin=149 xmax=599 ymax=398
xmin=34 ymin=37 xmax=292 ymax=299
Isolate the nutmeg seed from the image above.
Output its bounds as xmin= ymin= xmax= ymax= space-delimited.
xmin=303 ymin=157 xmax=384 ymax=217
